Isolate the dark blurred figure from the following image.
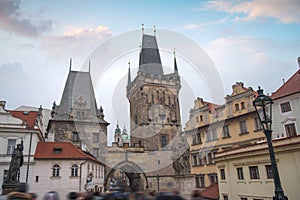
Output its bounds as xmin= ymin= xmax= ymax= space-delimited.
xmin=6 ymin=182 xmax=32 ymax=200
xmin=190 ymin=190 xmax=203 ymax=200
xmin=67 ymin=192 xmax=78 ymax=200
xmin=43 ymin=191 xmax=60 ymax=200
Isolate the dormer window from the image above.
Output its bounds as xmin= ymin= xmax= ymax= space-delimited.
xmin=53 ymin=148 xmax=62 ymax=154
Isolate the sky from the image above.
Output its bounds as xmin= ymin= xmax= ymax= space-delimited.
xmin=1 ymin=0 xmax=300 ymax=143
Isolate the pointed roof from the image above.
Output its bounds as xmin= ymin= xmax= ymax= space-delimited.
xmin=53 ymin=70 xmax=107 ymax=123
xmin=115 ymin=123 xmax=121 ymax=134
xmin=272 ymin=69 xmax=300 ymax=100
xmin=138 ymin=34 xmax=164 ymax=75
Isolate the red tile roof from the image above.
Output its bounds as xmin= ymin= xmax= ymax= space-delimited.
xmin=199 ymin=182 xmax=219 ymax=200
xmin=34 ymin=142 xmax=101 ymax=164
xmin=9 ymin=110 xmax=38 ymax=129
xmin=272 ymin=70 xmax=300 ymax=100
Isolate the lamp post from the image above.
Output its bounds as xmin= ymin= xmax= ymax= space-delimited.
xmin=253 ymin=87 xmax=288 ymax=200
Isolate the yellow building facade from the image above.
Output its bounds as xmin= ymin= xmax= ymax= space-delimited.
xmin=185 ymin=82 xmax=265 ymax=189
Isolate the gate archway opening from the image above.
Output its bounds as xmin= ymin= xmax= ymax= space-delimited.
xmin=104 ymin=160 xmax=148 ymax=192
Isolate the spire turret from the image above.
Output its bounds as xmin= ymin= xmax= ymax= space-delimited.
xmin=127 ymin=61 xmax=131 ymax=87
xmin=174 ymin=49 xmax=178 ymax=73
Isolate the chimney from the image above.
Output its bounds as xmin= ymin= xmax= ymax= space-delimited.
xmin=0 ymin=101 xmax=6 ymax=110
xmin=298 ymin=57 xmax=300 ymax=69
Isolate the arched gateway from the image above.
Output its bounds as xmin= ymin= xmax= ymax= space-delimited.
xmin=104 ymin=160 xmax=148 ymax=192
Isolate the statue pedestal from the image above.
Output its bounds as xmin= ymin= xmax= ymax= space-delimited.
xmin=2 ymin=182 xmax=19 ymax=195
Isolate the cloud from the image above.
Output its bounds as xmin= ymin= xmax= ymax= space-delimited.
xmin=204 ymin=36 xmax=297 ymax=94
xmin=199 ymin=0 xmax=300 ymax=23
xmin=0 ymin=0 xmax=53 ymax=38
xmin=40 ymin=25 xmax=112 ymax=63
xmin=182 ymin=17 xmax=229 ymax=31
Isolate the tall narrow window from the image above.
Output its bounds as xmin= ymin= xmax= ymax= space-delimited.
xmin=222 ymin=125 xmax=230 ymax=138
xmin=280 ymin=102 xmax=291 ymax=113
xmin=73 ymin=132 xmax=79 ymax=142
xmin=235 ymin=103 xmax=239 ymax=111
xmin=7 ymin=139 xmax=16 ymax=154
xmin=241 ymin=102 xmax=245 ymax=109
xmin=93 ymin=148 xmax=99 ymax=158
xmin=209 ymin=173 xmax=218 ymax=184
xmin=160 ymin=135 xmax=167 ymax=148
xmin=93 ymin=133 xmax=99 ymax=142
xmin=52 ymin=164 xmax=60 ymax=177
xmin=192 ymin=155 xmax=198 ymax=166
xmin=239 ymin=120 xmax=248 ymax=134
xmin=254 ymin=117 xmax=263 ymax=130
xmin=220 ymin=169 xmax=226 ymax=180
xmin=71 ymin=164 xmax=78 ymax=177
xmin=285 ymin=123 xmax=297 ymax=137
xmin=237 ymin=167 xmax=244 ymax=180
xmin=195 ymin=175 xmax=205 ymax=188
xmin=249 ymin=166 xmax=260 ymax=179
xmin=265 ymin=165 xmax=273 ymax=179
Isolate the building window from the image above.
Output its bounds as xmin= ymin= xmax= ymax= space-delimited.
xmin=196 ymin=117 xmax=199 ymax=123
xmin=241 ymin=102 xmax=245 ymax=109
xmin=93 ymin=133 xmax=99 ymax=142
xmin=93 ymin=148 xmax=99 ymax=158
xmin=265 ymin=165 xmax=273 ymax=179
xmin=235 ymin=103 xmax=239 ymax=111
xmin=237 ymin=167 xmax=244 ymax=180
xmin=53 ymin=148 xmax=62 ymax=154
xmin=222 ymin=125 xmax=230 ymax=138
xmin=249 ymin=166 xmax=260 ymax=179
xmin=52 ymin=164 xmax=60 ymax=177
xmin=73 ymin=131 xmax=79 ymax=142
xmin=71 ymin=164 xmax=78 ymax=177
xmin=206 ymin=128 xmax=218 ymax=141
xmin=223 ymin=195 xmax=229 ymax=200
xmin=280 ymin=102 xmax=291 ymax=113
xmin=192 ymin=155 xmax=198 ymax=166
xmin=254 ymin=117 xmax=263 ymax=130
xmin=220 ymin=169 xmax=226 ymax=180
xmin=200 ymin=115 xmax=203 ymax=122
xmin=193 ymin=132 xmax=202 ymax=144
xmin=209 ymin=173 xmax=218 ymax=184
xmin=195 ymin=175 xmax=205 ymax=188
xmin=207 ymin=152 xmax=215 ymax=165
xmin=239 ymin=120 xmax=248 ymax=134
xmin=241 ymin=198 xmax=248 ymax=200
xmin=160 ymin=135 xmax=167 ymax=147
xmin=198 ymin=155 xmax=203 ymax=166
xmin=285 ymin=123 xmax=297 ymax=137
xmin=35 ymin=176 xmax=39 ymax=182
xmin=7 ymin=139 xmax=16 ymax=154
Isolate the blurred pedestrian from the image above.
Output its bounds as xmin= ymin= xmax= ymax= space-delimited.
xmin=7 ymin=182 xmax=32 ymax=200
xmin=43 ymin=191 xmax=60 ymax=200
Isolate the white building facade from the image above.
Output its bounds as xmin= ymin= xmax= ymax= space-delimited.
xmin=0 ymin=101 xmax=44 ymax=194
xmin=32 ymin=142 xmax=105 ymax=199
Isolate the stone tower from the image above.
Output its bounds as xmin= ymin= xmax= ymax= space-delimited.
xmin=48 ymin=67 xmax=109 ymax=161
xmin=126 ymin=33 xmax=181 ymax=151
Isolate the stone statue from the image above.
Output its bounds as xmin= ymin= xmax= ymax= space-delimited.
xmin=6 ymin=140 xmax=24 ymax=183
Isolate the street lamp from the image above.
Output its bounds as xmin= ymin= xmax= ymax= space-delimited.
xmin=253 ymin=87 xmax=288 ymax=200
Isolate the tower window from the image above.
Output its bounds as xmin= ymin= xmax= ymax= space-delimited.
xmin=160 ymin=135 xmax=167 ymax=147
